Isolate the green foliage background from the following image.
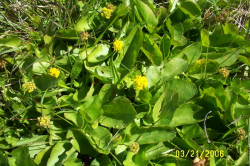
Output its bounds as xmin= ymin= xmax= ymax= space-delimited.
xmin=0 ymin=0 xmax=250 ymax=165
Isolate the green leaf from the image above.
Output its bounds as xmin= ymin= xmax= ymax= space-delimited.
xmin=160 ymin=34 xmax=171 ymax=59
xmin=100 ymin=97 xmax=136 ymax=128
xmin=73 ymin=81 xmax=94 ymax=102
xmin=71 ymin=59 xmax=83 ymax=83
xmin=176 ymin=128 xmax=203 ymax=152
xmin=75 ymin=14 xmax=96 ymax=31
xmin=166 ymin=19 xmax=187 ymax=46
xmin=187 ymin=59 xmax=220 ymax=79
xmin=120 ymin=27 xmax=143 ymax=69
xmin=130 ymin=126 xmax=176 ymax=144
xmin=134 ymin=0 xmax=158 ymax=33
xmin=47 ymin=142 xmax=72 ymax=166
xmin=79 ymin=95 xmax=103 ymax=124
xmin=182 ymin=124 xmax=204 ymax=138
xmin=0 ymin=151 xmax=9 ymax=166
xmin=34 ymin=146 xmax=53 ymax=165
xmin=10 ymin=145 xmax=37 ymax=166
xmin=66 ymin=129 xmax=99 ymax=157
xmin=161 ymin=58 xmax=188 ymax=82
xmin=15 ymin=135 xmax=48 ymax=147
xmin=178 ymin=0 xmax=201 ymax=20
xmin=87 ymin=44 xmax=111 ymax=63
xmin=90 ymin=155 xmax=112 ymax=166
xmin=64 ymin=112 xmax=85 ymax=127
xmin=146 ymin=66 xmax=161 ymax=88
xmin=34 ymin=74 xmax=58 ymax=91
xmin=85 ymin=126 xmax=112 ymax=154
xmin=141 ymin=37 xmax=163 ymax=66
xmin=145 ymin=142 xmax=174 ymax=160
xmin=235 ymin=149 xmax=248 ymax=166
xmin=0 ymin=37 xmax=21 ymax=47
xmin=201 ymin=29 xmax=210 ymax=47
xmin=64 ymin=158 xmax=82 ymax=166
xmin=177 ymin=42 xmax=202 ymax=64
xmin=209 ymin=34 xmax=245 ymax=47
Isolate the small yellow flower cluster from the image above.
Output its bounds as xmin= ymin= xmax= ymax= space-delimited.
xmin=133 ymin=75 xmax=148 ymax=90
xmin=237 ymin=128 xmax=246 ymax=140
xmin=37 ymin=115 xmax=50 ymax=128
xmin=22 ymin=82 xmax=36 ymax=93
xmin=130 ymin=142 xmax=140 ymax=154
xmin=219 ymin=68 xmax=229 ymax=77
xmin=81 ymin=31 xmax=89 ymax=41
xmin=0 ymin=59 xmax=6 ymax=68
xmin=113 ymin=39 xmax=123 ymax=51
xmin=49 ymin=67 xmax=60 ymax=78
xmin=101 ymin=4 xmax=115 ymax=19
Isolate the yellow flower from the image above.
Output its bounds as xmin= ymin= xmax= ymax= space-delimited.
xmin=101 ymin=7 xmax=112 ymax=19
xmin=130 ymin=142 xmax=140 ymax=154
xmin=37 ymin=115 xmax=50 ymax=128
xmin=49 ymin=67 xmax=60 ymax=78
xmin=113 ymin=39 xmax=123 ymax=51
xmin=218 ymin=68 xmax=229 ymax=77
xmin=22 ymin=82 xmax=36 ymax=93
xmin=133 ymin=75 xmax=148 ymax=90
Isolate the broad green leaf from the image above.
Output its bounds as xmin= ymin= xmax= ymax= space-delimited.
xmin=176 ymin=128 xmax=203 ymax=152
xmin=64 ymin=112 xmax=85 ymax=127
xmin=182 ymin=124 xmax=204 ymax=138
xmin=157 ymin=157 xmax=191 ymax=166
xmin=98 ymin=84 xmax=113 ymax=104
xmin=187 ymin=59 xmax=220 ymax=79
xmin=123 ymin=147 xmax=148 ymax=166
xmin=10 ymin=146 xmax=37 ymax=166
xmin=218 ymin=49 xmax=239 ymax=67
xmin=234 ymin=149 xmax=248 ymax=166
xmin=15 ymin=135 xmax=48 ymax=147
xmin=141 ymin=37 xmax=163 ymax=66
xmin=85 ymin=126 xmax=112 ymax=154
xmin=34 ymin=74 xmax=58 ymax=91
xmin=87 ymin=44 xmax=111 ymax=63
xmin=136 ymin=126 xmax=176 ymax=144
xmin=0 ymin=37 xmax=21 ymax=47
xmin=34 ymin=146 xmax=52 ymax=165
xmin=120 ymin=27 xmax=143 ymax=69
xmin=64 ymin=158 xmax=82 ymax=166
xmin=178 ymin=0 xmax=201 ymax=20
xmin=223 ymin=23 xmax=239 ymax=35
xmin=157 ymin=103 xmax=205 ymax=127
xmin=73 ymin=81 xmax=94 ymax=102
xmin=150 ymin=92 xmax=165 ymax=122
xmin=134 ymin=0 xmax=158 ymax=32
xmin=35 ymin=96 xmax=56 ymax=115
xmin=145 ymin=142 xmax=174 ymax=160
xmin=166 ymin=19 xmax=187 ymax=46
xmin=209 ymin=34 xmax=245 ymax=47
xmin=146 ymin=66 xmax=161 ymax=88
xmin=32 ymin=61 xmax=50 ymax=74
xmin=90 ymin=155 xmax=112 ymax=166
xmin=0 ymin=151 xmax=8 ymax=166
xmin=66 ymin=129 xmax=99 ymax=157
xmin=177 ymin=42 xmax=202 ymax=64
xmin=59 ymin=29 xmax=81 ymax=40
xmin=160 ymin=34 xmax=171 ymax=59
xmin=161 ymin=58 xmax=188 ymax=82
xmin=201 ymin=29 xmax=210 ymax=47
xmin=71 ymin=59 xmax=83 ymax=83
xmin=47 ymin=142 xmax=72 ymax=166
xmin=79 ymin=95 xmax=103 ymax=124
xmin=75 ymin=13 xmax=96 ymax=31
xmin=100 ymin=97 xmax=136 ymax=128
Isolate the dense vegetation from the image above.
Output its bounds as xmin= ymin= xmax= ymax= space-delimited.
xmin=0 ymin=0 xmax=250 ymax=165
